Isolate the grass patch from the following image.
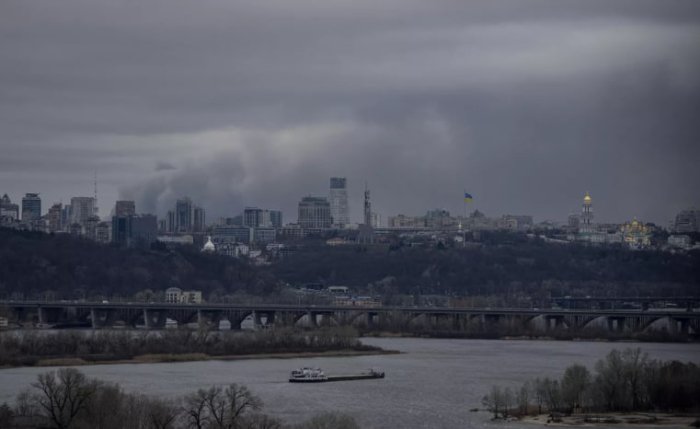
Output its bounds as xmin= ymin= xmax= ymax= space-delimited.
xmin=132 ymin=353 xmax=210 ymax=363
xmin=36 ymin=357 xmax=88 ymax=366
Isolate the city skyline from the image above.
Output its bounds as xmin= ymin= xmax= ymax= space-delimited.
xmin=1 ymin=1 xmax=699 ymax=225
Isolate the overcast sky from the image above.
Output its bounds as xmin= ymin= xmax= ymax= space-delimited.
xmin=1 ymin=0 xmax=699 ymax=225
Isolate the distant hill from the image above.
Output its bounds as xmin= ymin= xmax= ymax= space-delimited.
xmin=0 ymin=228 xmax=698 ymax=302
xmin=0 ymin=228 xmax=273 ymax=301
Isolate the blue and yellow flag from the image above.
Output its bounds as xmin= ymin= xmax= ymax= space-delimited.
xmin=464 ymin=192 xmax=473 ymax=202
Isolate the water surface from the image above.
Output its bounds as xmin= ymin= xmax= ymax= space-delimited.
xmin=1 ymin=338 xmax=698 ymax=428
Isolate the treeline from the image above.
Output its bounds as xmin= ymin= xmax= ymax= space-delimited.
xmin=0 ymin=367 xmax=360 ymax=429
xmin=1 ymin=227 xmax=699 ymax=302
xmin=0 ymin=327 xmax=376 ymax=367
xmin=0 ymin=228 xmax=276 ymax=301
xmin=272 ymin=240 xmax=700 ymax=300
xmin=481 ymin=348 xmax=700 ymax=419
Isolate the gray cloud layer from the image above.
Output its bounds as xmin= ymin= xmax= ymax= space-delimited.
xmin=1 ymin=0 xmax=699 ymax=223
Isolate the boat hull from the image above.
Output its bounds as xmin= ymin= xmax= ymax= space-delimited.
xmin=289 ymin=373 xmax=384 ymax=383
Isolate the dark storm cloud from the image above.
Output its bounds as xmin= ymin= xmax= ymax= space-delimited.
xmin=1 ymin=0 xmax=699 ymax=223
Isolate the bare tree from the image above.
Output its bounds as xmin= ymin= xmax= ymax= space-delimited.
xmin=481 ymin=385 xmax=505 ymax=419
xmin=31 ymin=368 xmax=98 ymax=429
xmin=560 ymin=364 xmax=591 ymax=413
xmin=516 ymin=381 xmax=530 ymax=415
xmin=145 ymin=397 xmax=179 ymax=429
xmin=183 ymin=388 xmax=212 ymax=429
xmin=224 ymin=384 xmax=262 ymax=429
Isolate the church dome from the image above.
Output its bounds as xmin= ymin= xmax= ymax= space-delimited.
xmin=202 ymin=236 xmax=216 ymax=252
xmin=583 ymin=192 xmax=592 ymax=204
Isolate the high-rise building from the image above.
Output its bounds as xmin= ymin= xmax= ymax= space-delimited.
xmin=167 ymin=210 xmax=176 ymax=233
xmin=244 ymin=207 xmax=282 ymax=228
xmin=298 ymin=196 xmax=332 ymax=229
xmin=21 ymin=193 xmax=41 ymax=222
xmin=269 ymin=210 xmax=283 ymax=228
xmin=115 ymin=200 xmax=136 ymax=217
xmin=193 ymin=206 xmax=206 ymax=232
xmin=70 ymin=197 xmax=96 ymax=226
xmin=244 ymin=207 xmax=264 ymax=228
xmin=47 ymin=203 xmax=63 ymax=232
xmin=112 ymin=214 xmax=157 ymax=247
xmin=363 ymin=185 xmax=372 ymax=226
xmin=580 ymin=192 xmax=594 ymax=234
xmin=329 ymin=177 xmax=349 ymax=228
xmin=175 ymin=197 xmax=193 ymax=233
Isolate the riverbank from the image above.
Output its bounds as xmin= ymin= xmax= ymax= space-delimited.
xmin=14 ymin=348 xmax=399 ymax=368
xmin=520 ymin=413 xmax=700 ymax=428
xmin=362 ymin=330 xmax=698 ymax=343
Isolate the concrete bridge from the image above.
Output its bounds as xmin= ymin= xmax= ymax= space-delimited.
xmin=1 ymin=300 xmax=698 ymax=337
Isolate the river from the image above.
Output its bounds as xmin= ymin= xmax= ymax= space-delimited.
xmin=1 ymin=338 xmax=698 ymax=428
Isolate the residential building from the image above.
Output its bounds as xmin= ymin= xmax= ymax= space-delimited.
xmin=673 ymin=208 xmax=700 ymax=233
xmin=95 ymin=222 xmax=111 ymax=243
xmin=668 ymin=234 xmax=692 ymax=249
xmin=329 ymin=177 xmax=349 ymax=228
xmin=0 ymin=194 xmax=19 ymax=221
xmin=298 ymin=196 xmax=332 ymax=229
xmin=47 ymin=203 xmax=63 ymax=232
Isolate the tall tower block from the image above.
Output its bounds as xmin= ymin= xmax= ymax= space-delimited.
xmin=329 ymin=177 xmax=349 ymax=228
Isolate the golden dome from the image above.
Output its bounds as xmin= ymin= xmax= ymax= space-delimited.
xmin=583 ymin=192 xmax=592 ymax=204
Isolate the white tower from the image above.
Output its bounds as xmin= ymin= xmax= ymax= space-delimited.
xmin=580 ymin=192 xmax=594 ymax=234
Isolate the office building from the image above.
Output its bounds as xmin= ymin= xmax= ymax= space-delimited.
xmin=167 ymin=210 xmax=176 ymax=233
xmin=298 ymin=196 xmax=332 ymax=229
xmin=244 ymin=207 xmax=264 ymax=228
xmin=244 ymin=207 xmax=282 ymax=228
xmin=175 ymin=197 xmax=193 ymax=233
xmin=269 ymin=210 xmax=283 ymax=228
xmin=193 ymin=206 xmax=206 ymax=232
xmin=329 ymin=177 xmax=349 ymax=228
xmin=115 ymin=200 xmax=136 ymax=217
xmin=212 ymin=225 xmax=253 ymax=244
xmin=70 ymin=197 xmax=96 ymax=226
xmin=112 ymin=213 xmax=158 ymax=247
xmin=21 ymin=193 xmax=41 ymax=222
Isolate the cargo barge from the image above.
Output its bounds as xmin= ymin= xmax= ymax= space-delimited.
xmin=289 ymin=367 xmax=385 ymax=383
